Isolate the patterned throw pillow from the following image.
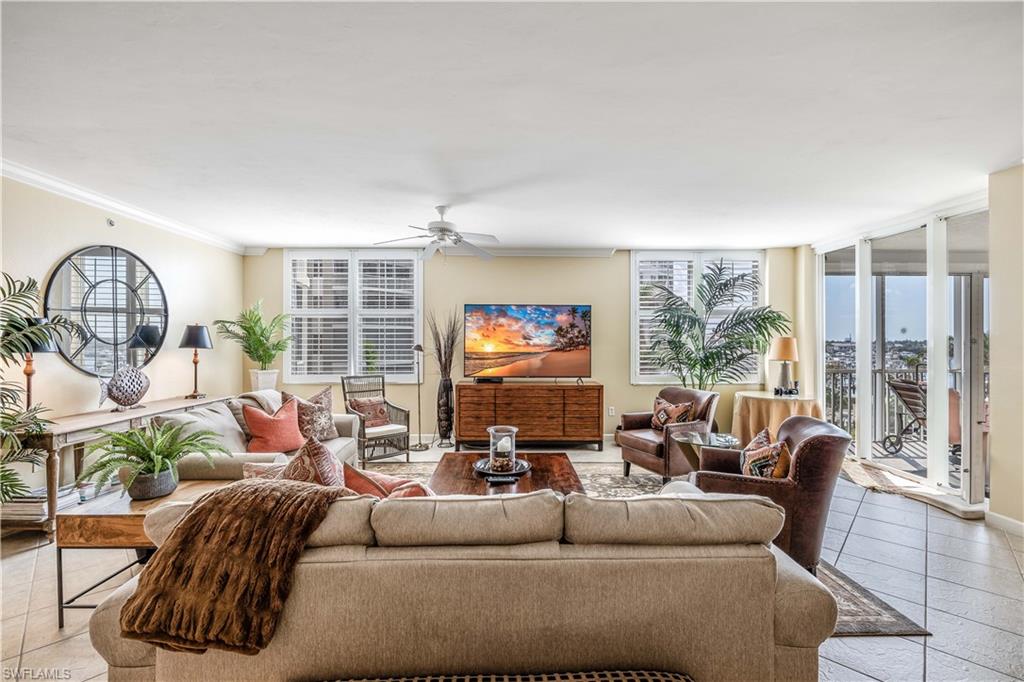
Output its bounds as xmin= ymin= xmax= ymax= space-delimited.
xmin=244 ymin=399 xmax=306 ymax=452
xmin=341 ymin=464 xmax=433 ymax=498
xmin=744 ymin=427 xmax=772 ymax=451
xmin=348 ymin=397 xmax=391 ymax=428
xmin=386 ymin=481 xmax=434 ymax=498
xmin=651 ymin=398 xmax=694 ymax=430
xmin=241 ymin=462 xmax=287 ymax=480
xmin=741 ymin=441 xmax=793 ymax=479
xmin=280 ymin=438 xmax=344 ymax=486
xmin=283 ymin=388 xmax=340 ymax=441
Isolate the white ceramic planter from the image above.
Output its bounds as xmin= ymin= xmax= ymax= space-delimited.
xmin=249 ymin=369 xmax=279 ymax=391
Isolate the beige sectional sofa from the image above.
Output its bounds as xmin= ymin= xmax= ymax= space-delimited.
xmin=89 ymin=475 xmax=837 ymax=682
xmin=155 ymin=389 xmax=359 ymax=468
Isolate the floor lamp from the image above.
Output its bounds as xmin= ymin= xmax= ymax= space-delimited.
xmin=409 ymin=344 xmax=430 ymax=451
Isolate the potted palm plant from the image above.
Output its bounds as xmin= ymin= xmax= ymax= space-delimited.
xmin=650 ymin=260 xmax=791 ymax=390
xmin=78 ymin=422 xmax=230 ymax=500
xmin=215 ymin=300 xmax=290 ymax=390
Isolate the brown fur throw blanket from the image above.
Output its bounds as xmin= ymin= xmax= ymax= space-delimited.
xmin=120 ymin=478 xmax=351 ymax=655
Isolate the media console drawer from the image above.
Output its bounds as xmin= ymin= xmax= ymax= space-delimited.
xmin=455 ymin=382 xmax=603 ymax=449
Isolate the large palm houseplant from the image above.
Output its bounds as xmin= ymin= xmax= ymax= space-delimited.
xmin=215 ymin=300 xmax=291 ymax=390
xmin=0 ymin=274 xmax=78 ymax=502
xmin=649 ymin=260 xmax=791 ymax=391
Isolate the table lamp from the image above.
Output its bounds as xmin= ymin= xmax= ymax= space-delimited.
xmin=768 ymin=336 xmax=799 ymax=392
xmin=409 ymin=344 xmax=429 ymax=451
xmin=179 ymin=324 xmax=213 ymax=399
xmin=127 ymin=324 xmax=162 ymax=362
xmin=22 ymin=317 xmax=58 ymax=409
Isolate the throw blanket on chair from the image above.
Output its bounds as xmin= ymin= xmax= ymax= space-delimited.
xmin=120 ymin=478 xmax=351 ymax=655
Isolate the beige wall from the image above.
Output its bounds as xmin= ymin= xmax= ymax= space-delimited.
xmin=987 ymin=164 xmax=1024 ymax=527
xmin=1 ymin=179 xmax=245 ymax=485
xmin=245 ymin=248 xmax=811 ymax=437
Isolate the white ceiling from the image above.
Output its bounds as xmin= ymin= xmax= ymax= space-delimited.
xmin=3 ymin=2 xmax=1021 ymax=252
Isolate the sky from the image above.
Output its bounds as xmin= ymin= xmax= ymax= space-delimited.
xmin=465 ymin=304 xmax=588 ymax=354
xmin=826 ymin=276 xmax=990 ymax=341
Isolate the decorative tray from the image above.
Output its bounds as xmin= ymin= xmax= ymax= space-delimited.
xmin=473 ymin=458 xmax=531 ymax=477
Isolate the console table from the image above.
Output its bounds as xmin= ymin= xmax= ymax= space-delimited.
xmin=454 ymin=381 xmax=604 ymax=450
xmin=3 ymin=396 xmax=226 ymax=538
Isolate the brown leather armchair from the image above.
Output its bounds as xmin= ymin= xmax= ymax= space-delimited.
xmin=695 ymin=415 xmax=852 ymax=573
xmin=616 ymin=387 xmax=720 ymax=483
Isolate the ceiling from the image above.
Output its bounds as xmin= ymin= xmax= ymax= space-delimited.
xmin=3 ymin=2 xmax=1021 ymax=252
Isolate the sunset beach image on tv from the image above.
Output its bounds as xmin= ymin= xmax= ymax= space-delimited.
xmin=464 ymin=304 xmax=592 ymax=378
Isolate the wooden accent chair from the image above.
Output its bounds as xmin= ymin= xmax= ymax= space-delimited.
xmin=340 ymin=375 xmax=410 ymax=466
xmin=695 ymin=415 xmax=852 ymax=573
xmin=615 ymin=387 xmax=720 ymax=483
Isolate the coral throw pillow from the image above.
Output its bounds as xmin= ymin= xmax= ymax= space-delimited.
xmin=342 ymin=464 xmax=433 ymax=498
xmin=741 ymin=441 xmax=793 ymax=479
xmin=651 ymin=398 xmax=693 ymax=430
xmin=283 ymin=388 xmax=339 ymax=441
xmin=280 ymin=438 xmax=344 ymax=486
xmin=348 ymin=397 xmax=390 ymax=428
xmin=244 ymin=399 xmax=306 ymax=453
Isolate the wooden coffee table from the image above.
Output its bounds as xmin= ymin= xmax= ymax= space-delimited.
xmin=428 ymin=452 xmax=584 ymax=496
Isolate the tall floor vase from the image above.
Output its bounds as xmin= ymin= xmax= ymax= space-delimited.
xmin=436 ymin=377 xmax=454 ymax=446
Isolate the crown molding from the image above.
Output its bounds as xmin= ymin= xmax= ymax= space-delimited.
xmin=445 ymin=248 xmax=618 ymax=258
xmin=1 ymin=160 xmax=246 ymax=254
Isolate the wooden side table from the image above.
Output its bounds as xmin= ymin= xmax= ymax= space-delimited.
xmin=55 ymin=480 xmax=228 ymax=626
xmin=731 ymin=391 xmax=823 ymax=444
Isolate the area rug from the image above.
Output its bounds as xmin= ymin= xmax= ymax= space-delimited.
xmin=818 ymin=561 xmax=930 ymax=637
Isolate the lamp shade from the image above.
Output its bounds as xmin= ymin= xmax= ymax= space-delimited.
xmin=178 ymin=324 xmax=213 ymax=350
xmin=128 ymin=324 xmax=162 ymax=350
xmin=23 ymin=317 xmax=58 ymax=353
xmin=768 ymin=336 xmax=799 ymax=362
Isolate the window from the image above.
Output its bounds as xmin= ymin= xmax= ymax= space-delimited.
xmin=630 ymin=250 xmax=764 ymax=384
xmin=284 ymin=250 xmax=422 ymax=383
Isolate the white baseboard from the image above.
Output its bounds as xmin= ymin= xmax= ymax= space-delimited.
xmin=986 ymin=509 xmax=1024 ymax=538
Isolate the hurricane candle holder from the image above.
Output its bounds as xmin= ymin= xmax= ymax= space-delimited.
xmin=487 ymin=425 xmax=518 ymax=473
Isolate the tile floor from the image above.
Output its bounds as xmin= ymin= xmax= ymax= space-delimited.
xmin=1 ymin=443 xmax=1022 ymax=681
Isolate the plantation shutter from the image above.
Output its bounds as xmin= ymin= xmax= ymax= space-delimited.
xmin=354 ymin=256 xmax=418 ymax=381
xmin=702 ymin=255 xmax=763 ymax=383
xmin=632 ymin=254 xmax=695 ymax=382
xmin=285 ymin=252 xmax=351 ymax=382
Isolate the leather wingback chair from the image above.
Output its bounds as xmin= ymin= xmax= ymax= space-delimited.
xmin=695 ymin=415 xmax=852 ymax=573
xmin=616 ymin=387 xmax=720 ymax=483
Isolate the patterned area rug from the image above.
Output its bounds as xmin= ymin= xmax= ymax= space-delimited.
xmin=367 ymin=460 xmax=929 ymax=638
xmin=818 ymin=561 xmax=930 ymax=637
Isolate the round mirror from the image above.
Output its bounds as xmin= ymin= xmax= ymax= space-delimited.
xmin=44 ymin=245 xmax=168 ymax=377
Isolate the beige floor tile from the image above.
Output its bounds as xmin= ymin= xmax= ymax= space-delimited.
xmin=926 ymin=578 xmax=1024 ymax=635
xmin=924 ymin=648 xmax=1018 ymax=681
xmin=925 ymin=608 xmax=1024 ymax=679
xmin=1005 ymin=532 xmax=1024 ymax=553
xmin=929 ymin=515 xmax=1011 ymax=547
xmin=927 ymin=553 xmax=1024 ymax=601
xmin=2 ymin=580 xmax=33 ymax=619
xmin=850 ymin=516 xmax=927 ymax=550
xmin=829 ymin=495 xmax=861 ymax=517
xmin=19 ymin=631 xmax=106 ymax=682
xmin=835 ymin=554 xmax=926 ymax=604
xmin=820 ymin=636 xmax=923 ymax=681
xmin=818 ymin=655 xmax=878 ymax=681
xmin=1 ymin=614 xmax=25 ymax=661
xmin=856 ymin=501 xmax=927 ymax=530
xmin=822 ymin=527 xmax=847 ymax=552
xmin=927 ymin=531 xmax=1022 ymax=572
xmin=833 ymin=483 xmax=866 ymax=502
xmin=842 ymin=532 xmax=926 ymax=574
xmin=2 ymin=657 xmax=20 ymax=680
xmin=826 ymin=510 xmax=855 ymax=533
xmin=862 ymin=489 xmax=925 ymax=513
xmin=20 ymin=588 xmax=118 ymax=656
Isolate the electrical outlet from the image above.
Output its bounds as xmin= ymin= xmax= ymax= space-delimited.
xmin=608 ymin=406 xmax=616 ymax=416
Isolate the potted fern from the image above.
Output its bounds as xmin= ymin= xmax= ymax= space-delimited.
xmin=78 ymin=423 xmax=229 ymax=500
xmin=214 ymin=300 xmax=290 ymax=391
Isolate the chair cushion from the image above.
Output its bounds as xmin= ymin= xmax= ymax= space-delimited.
xmin=283 ymin=388 xmax=340 ymax=441
xmin=245 ymin=399 xmax=305 ymax=452
xmin=154 ymin=401 xmax=247 ymax=453
xmin=616 ymin=428 xmax=663 ymax=456
xmin=281 ymin=438 xmax=344 ymax=486
xmin=349 ymin=396 xmax=390 ymax=427
xmin=365 ymin=423 xmax=407 ymax=438
xmin=563 ymin=492 xmax=785 ymax=545
xmin=651 ymin=398 xmax=693 ymax=430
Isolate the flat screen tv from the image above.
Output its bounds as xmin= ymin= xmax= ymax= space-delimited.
xmin=464 ymin=304 xmax=592 ymax=378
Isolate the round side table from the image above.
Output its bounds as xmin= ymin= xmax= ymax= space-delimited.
xmin=731 ymin=390 xmax=823 ymax=444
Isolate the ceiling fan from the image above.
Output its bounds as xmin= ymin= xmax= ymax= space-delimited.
xmin=374 ymin=205 xmax=499 ymax=260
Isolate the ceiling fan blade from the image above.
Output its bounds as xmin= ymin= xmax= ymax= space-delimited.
xmin=456 ymin=231 xmax=500 ymax=245
xmin=373 ymin=235 xmax=432 ymax=245
xmin=455 ymin=239 xmax=494 ymax=260
xmin=408 ymin=225 xmax=429 ymax=231
xmin=420 ymin=241 xmax=442 ymax=260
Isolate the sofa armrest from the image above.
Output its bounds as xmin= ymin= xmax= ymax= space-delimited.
xmin=332 ymin=412 xmax=360 ymax=439
xmin=144 ymin=502 xmax=192 ymax=546
xmin=620 ymin=411 xmax=654 ymax=430
xmin=772 ymin=546 xmax=837 ymax=646
xmin=89 ymin=575 xmax=155 ymax=670
xmin=698 ymin=446 xmax=743 ymax=474
xmin=176 ymin=452 xmax=277 ymax=481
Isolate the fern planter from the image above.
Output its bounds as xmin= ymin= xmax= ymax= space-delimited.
xmin=120 ymin=467 xmax=177 ymax=500
xmin=249 ymin=369 xmax=279 ymax=391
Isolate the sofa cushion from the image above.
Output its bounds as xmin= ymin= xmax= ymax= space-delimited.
xmin=563 ymin=492 xmax=784 ymax=546
xmin=245 ymin=399 xmax=305 ymax=452
xmin=283 ymin=388 xmax=339 ymax=441
xmin=154 ymin=401 xmax=247 ymax=453
xmin=371 ymin=490 xmax=564 ymax=546
xmin=616 ymin=428 xmax=663 ymax=456
xmin=176 ymin=452 xmax=282 ymax=480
